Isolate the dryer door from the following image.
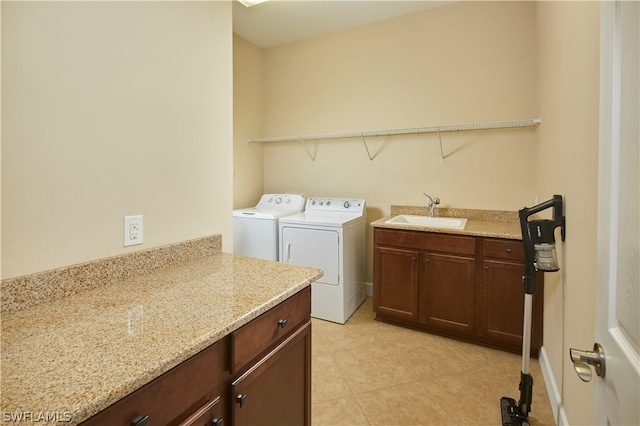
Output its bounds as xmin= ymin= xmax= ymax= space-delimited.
xmin=281 ymin=227 xmax=340 ymax=285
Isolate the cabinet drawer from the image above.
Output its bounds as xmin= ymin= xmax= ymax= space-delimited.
xmin=81 ymin=341 xmax=225 ymax=426
xmin=231 ymin=286 xmax=311 ymax=373
xmin=231 ymin=322 xmax=311 ymax=426
xmin=178 ymin=396 xmax=222 ymax=426
xmin=375 ymin=228 xmax=476 ymax=255
xmin=483 ymin=239 xmax=524 ymax=261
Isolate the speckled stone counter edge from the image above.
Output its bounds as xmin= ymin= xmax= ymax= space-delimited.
xmin=1 ymin=235 xmax=222 ymax=316
xmin=1 ymin=249 xmax=322 ymax=425
xmin=373 ymin=206 xmax=523 ymax=240
xmin=390 ymin=205 xmax=519 ymax=222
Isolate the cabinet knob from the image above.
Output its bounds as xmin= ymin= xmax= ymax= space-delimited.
xmin=211 ymin=418 xmax=224 ymax=426
xmin=484 ymin=265 xmax=489 ymax=272
xmin=506 ymin=248 xmax=513 ymax=254
xmin=131 ymin=415 xmax=149 ymax=426
xmin=278 ymin=318 xmax=288 ymax=328
xmin=236 ymin=393 xmax=247 ymax=407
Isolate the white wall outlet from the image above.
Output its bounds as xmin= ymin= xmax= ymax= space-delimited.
xmin=124 ymin=215 xmax=144 ymax=247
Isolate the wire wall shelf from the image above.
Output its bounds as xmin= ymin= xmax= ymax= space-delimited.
xmin=247 ymin=117 xmax=541 ymax=163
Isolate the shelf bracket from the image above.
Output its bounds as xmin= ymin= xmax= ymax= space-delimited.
xmin=361 ymin=133 xmax=374 ymax=164
xmin=437 ymin=128 xmax=445 ymax=164
xmin=299 ymin=137 xmax=316 ymax=163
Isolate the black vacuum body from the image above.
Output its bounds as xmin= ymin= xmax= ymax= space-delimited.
xmin=501 ymin=195 xmax=565 ymax=426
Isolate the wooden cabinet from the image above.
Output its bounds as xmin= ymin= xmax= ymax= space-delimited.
xmin=231 ymin=323 xmax=311 ymax=426
xmin=373 ymin=228 xmax=543 ymax=355
xmin=179 ymin=397 xmax=224 ymax=426
xmin=373 ymin=228 xmax=476 ymax=337
xmin=80 ymin=342 xmax=227 ymax=426
xmin=374 ymin=246 xmax=419 ymax=321
xmin=81 ymin=287 xmax=312 ymax=426
xmin=419 ymin=251 xmax=476 ymax=334
xmin=481 ymin=238 xmax=543 ymax=353
xmin=230 ymin=286 xmax=311 ymax=426
xmin=230 ymin=286 xmax=311 ymax=374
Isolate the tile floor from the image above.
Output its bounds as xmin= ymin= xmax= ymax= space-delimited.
xmin=311 ymin=297 xmax=556 ymax=425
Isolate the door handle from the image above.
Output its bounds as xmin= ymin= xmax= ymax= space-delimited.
xmin=286 ymin=243 xmax=291 ymax=263
xmin=569 ymin=343 xmax=605 ymax=382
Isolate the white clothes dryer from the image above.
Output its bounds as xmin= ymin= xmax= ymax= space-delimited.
xmin=233 ymin=194 xmax=305 ymax=261
xmin=278 ymin=197 xmax=366 ymax=324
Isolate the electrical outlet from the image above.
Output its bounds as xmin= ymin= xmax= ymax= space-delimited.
xmin=124 ymin=215 xmax=144 ymax=247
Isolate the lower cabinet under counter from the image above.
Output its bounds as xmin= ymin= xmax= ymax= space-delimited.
xmin=373 ymin=228 xmax=543 ymax=356
xmin=231 ymin=322 xmax=311 ymax=426
xmin=81 ymin=286 xmax=311 ymax=426
xmin=80 ymin=341 xmax=228 ymax=426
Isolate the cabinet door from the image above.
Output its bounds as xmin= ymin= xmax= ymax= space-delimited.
xmin=420 ymin=252 xmax=476 ymax=333
xmin=481 ymin=259 xmax=543 ymax=352
xmin=231 ymin=322 xmax=311 ymax=426
xmin=481 ymin=260 xmax=525 ymax=344
xmin=373 ymin=246 xmax=419 ymax=321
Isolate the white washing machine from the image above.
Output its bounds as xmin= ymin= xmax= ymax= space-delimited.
xmin=278 ymin=197 xmax=366 ymax=324
xmin=233 ymin=194 xmax=305 ymax=261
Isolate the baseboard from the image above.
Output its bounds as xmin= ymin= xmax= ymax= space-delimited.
xmin=365 ymin=281 xmax=373 ymax=297
xmin=558 ymin=406 xmax=569 ymax=426
xmin=539 ymin=346 xmax=568 ymax=425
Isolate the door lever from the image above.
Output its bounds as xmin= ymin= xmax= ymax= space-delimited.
xmin=570 ymin=343 xmax=606 ymax=382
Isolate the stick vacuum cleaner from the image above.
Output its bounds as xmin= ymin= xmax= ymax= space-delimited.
xmin=501 ymin=195 xmax=565 ymax=426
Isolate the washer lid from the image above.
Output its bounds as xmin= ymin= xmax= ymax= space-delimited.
xmin=233 ymin=208 xmax=282 ymax=219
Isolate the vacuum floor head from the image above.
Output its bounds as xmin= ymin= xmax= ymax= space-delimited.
xmin=500 ymin=397 xmax=529 ymax=426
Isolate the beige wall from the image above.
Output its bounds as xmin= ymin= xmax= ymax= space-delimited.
xmin=259 ymin=1 xmax=539 ymax=283
xmin=233 ymin=35 xmax=265 ymax=209
xmin=234 ymin=2 xmax=602 ymax=424
xmin=1 ymin=2 xmax=234 ymax=278
xmin=536 ymin=2 xmax=600 ymax=425
xmin=2 ymin=1 xmax=601 ymax=422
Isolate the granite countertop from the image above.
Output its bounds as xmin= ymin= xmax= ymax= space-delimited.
xmin=371 ymin=205 xmax=523 ymax=240
xmin=1 ymin=246 xmax=323 ymax=425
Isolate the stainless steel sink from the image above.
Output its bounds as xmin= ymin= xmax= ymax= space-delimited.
xmin=385 ymin=214 xmax=468 ymax=230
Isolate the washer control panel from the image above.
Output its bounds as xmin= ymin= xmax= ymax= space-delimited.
xmin=305 ymin=197 xmax=366 ymax=213
xmin=256 ymin=194 xmax=306 ymax=212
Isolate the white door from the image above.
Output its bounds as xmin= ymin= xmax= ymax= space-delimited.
xmin=281 ymin=226 xmax=340 ymax=285
xmin=594 ymin=1 xmax=639 ymax=424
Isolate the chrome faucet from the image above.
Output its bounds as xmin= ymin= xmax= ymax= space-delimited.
xmin=423 ymin=193 xmax=440 ymax=218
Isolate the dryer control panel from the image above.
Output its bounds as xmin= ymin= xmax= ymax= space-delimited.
xmin=306 ymin=197 xmax=365 ymax=213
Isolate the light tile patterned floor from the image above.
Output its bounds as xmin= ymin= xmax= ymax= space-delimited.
xmin=311 ymin=297 xmax=556 ymax=426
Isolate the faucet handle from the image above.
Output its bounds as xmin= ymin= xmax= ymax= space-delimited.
xmin=423 ymin=193 xmax=440 ymax=205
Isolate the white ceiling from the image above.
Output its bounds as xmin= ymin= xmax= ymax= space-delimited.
xmin=232 ymin=0 xmax=454 ymax=48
